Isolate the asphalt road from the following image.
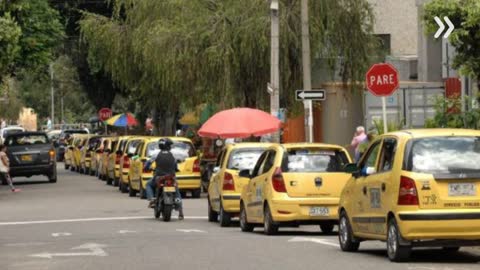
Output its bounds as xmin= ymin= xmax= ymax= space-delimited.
xmin=1 ymin=165 xmax=479 ymax=270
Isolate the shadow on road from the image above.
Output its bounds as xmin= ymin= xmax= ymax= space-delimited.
xmin=9 ymin=180 xmax=51 ymax=186
xmin=357 ymin=248 xmax=480 ymax=264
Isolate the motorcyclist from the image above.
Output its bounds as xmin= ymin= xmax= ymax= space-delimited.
xmin=144 ymin=138 xmax=184 ymax=220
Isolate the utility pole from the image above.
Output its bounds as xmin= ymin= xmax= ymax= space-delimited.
xmin=301 ymin=0 xmax=313 ymax=143
xmin=270 ymin=0 xmax=280 ymax=142
xmin=49 ymin=63 xmax=55 ymax=129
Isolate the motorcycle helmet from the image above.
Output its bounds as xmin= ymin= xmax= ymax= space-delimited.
xmin=158 ymin=138 xmax=173 ymax=151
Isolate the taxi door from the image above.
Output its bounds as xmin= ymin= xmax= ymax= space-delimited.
xmin=363 ymin=137 xmax=397 ymax=236
xmin=209 ymin=149 xmax=226 ymax=212
xmin=351 ymin=139 xmax=382 ymax=235
xmin=249 ymin=150 xmax=276 ymax=223
xmin=245 ymin=151 xmax=269 ymax=223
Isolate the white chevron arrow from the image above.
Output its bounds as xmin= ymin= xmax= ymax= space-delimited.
xmin=30 ymin=243 xmax=108 ymax=259
xmin=434 ymin=16 xmax=454 ymax=39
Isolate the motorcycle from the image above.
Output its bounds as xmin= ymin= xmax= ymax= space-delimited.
xmin=153 ymin=175 xmax=179 ymax=222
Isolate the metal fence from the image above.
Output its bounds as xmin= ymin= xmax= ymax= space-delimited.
xmin=364 ymin=82 xmax=445 ymax=131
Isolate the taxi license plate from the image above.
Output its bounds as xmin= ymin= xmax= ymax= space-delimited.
xmin=449 ymin=183 xmax=476 ymax=196
xmin=164 ymin=186 xmax=176 ymax=192
xmin=21 ymin=155 xmax=33 ymax=162
xmin=309 ymin=206 xmax=329 ymax=217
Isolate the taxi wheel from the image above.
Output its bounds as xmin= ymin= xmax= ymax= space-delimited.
xmin=128 ymin=181 xmax=137 ymax=197
xmin=85 ymin=168 xmax=90 ymax=175
xmin=70 ymin=166 xmax=75 ymax=172
xmin=192 ymin=189 xmax=201 ymax=199
xmin=240 ymin=203 xmax=254 ymax=232
xmin=113 ymin=178 xmax=119 ymax=187
xmin=320 ymin=223 xmax=335 ymax=234
xmin=64 ymin=164 xmax=69 ymax=170
xmin=120 ymin=181 xmax=128 ymax=193
xmin=106 ymin=177 xmax=112 ymax=185
xmin=263 ymin=205 xmax=279 ymax=235
xmin=208 ymin=199 xmax=218 ymax=222
xmin=219 ymin=204 xmax=231 ymax=227
xmin=387 ymin=218 xmax=411 ymax=262
xmin=338 ymin=211 xmax=360 ymax=252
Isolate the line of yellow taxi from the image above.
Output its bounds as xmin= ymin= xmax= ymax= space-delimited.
xmin=65 ymin=134 xmax=203 ymax=199
xmin=65 ymin=128 xmax=480 ymax=262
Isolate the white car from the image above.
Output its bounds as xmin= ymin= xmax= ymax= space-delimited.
xmin=0 ymin=126 xmax=25 ymax=144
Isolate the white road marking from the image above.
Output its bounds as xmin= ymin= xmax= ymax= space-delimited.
xmin=176 ymin=229 xmax=207 ymax=233
xmin=0 ymin=216 xmax=207 ymax=226
xmin=288 ymin=237 xmax=340 ymax=247
xmin=5 ymin=242 xmax=47 ymax=247
xmin=118 ymin=230 xmax=137 ymax=234
xmin=51 ymin=232 xmax=72 ymax=237
xmin=30 ymin=243 xmax=108 ymax=259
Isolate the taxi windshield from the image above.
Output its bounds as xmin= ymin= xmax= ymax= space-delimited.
xmin=407 ymin=136 xmax=480 ymax=174
xmin=283 ymin=148 xmax=349 ymax=173
xmin=227 ymin=149 xmax=264 ymax=171
xmin=6 ymin=134 xmax=49 ymax=146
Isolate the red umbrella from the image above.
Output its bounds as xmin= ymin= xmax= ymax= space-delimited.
xmin=198 ymin=108 xmax=281 ymax=139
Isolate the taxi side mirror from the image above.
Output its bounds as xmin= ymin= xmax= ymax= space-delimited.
xmin=239 ymin=169 xmax=251 ymax=179
xmin=344 ymin=163 xmax=360 ymax=178
xmin=213 ymin=166 xmax=220 ymax=173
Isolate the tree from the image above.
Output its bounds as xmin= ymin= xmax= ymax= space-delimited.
xmin=424 ymin=0 xmax=480 ymax=90
xmin=79 ymin=0 xmax=380 ymax=134
xmin=0 ymin=13 xmax=21 ymax=86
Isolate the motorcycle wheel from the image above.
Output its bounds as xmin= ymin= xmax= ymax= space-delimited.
xmin=162 ymin=205 xmax=172 ymax=222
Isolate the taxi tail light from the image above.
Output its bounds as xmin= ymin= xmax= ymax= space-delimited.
xmin=123 ymin=156 xmax=130 ymax=169
xmin=272 ymin=167 xmax=287 ymax=193
xmin=115 ymin=154 xmax=121 ymax=165
xmin=398 ymin=176 xmax=419 ymax=205
xmin=222 ymin=172 xmax=235 ymax=191
xmin=193 ymin=159 xmax=200 ymax=173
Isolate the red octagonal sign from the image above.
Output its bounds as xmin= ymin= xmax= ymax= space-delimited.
xmin=98 ymin=108 xmax=113 ymax=121
xmin=365 ymin=63 xmax=399 ymax=97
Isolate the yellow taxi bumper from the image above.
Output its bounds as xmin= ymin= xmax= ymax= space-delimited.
xmin=221 ymin=193 xmax=242 ymax=213
xmin=121 ymin=169 xmax=129 ymax=184
xmin=114 ymin=165 xmax=120 ymax=178
xmin=270 ymin=197 xmax=340 ymax=222
xmin=397 ymin=211 xmax=480 ymax=240
xmin=177 ymin=174 xmax=201 ymax=190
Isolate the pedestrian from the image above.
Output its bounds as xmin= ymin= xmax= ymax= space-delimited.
xmin=0 ymin=118 xmax=6 ymax=129
xmin=46 ymin=117 xmax=52 ymax=131
xmin=351 ymin=126 xmax=367 ymax=162
xmin=0 ymin=144 xmax=20 ymax=192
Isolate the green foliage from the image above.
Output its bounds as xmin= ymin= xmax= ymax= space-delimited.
xmin=79 ymin=0 xmax=380 ymax=116
xmin=0 ymin=13 xmax=21 ymax=81
xmin=370 ymin=119 xmax=405 ymax=135
xmin=424 ymin=0 xmax=480 ymax=83
xmin=425 ymin=95 xmax=480 ymax=129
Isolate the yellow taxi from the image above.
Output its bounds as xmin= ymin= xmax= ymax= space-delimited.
xmin=165 ymin=137 xmax=202 ymax=198
xmin=80 ymin=135 xmax=100 ymax=175
xmin=128 ymin=137 xmax=161 ymax=198
xmin=101 ymin=137 xmax=118 ymax=184
xmin=63 ymin=135 xmax=76 ymax=170
xmin=208 ymin=143 xmax=272 ymax=226
xmin=90 ymin=136 xmax=108 ymax=177
xmin=72 ymin=134 xmax=89 ymax=173
xmin=119 ymin=137 xmax=146 ymax=193
xmin=239 ymin=143 xmax=352 ymax=235
xmin=338 ymin=129 xmax=480 ymax=262
xmin=106 ymin=136 xmax=131 ymax=186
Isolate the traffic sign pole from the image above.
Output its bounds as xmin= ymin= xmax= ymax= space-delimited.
xmin=382 ymin=97 xmax=388 ymax=134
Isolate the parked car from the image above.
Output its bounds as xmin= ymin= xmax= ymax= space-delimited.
xmin=339 ymin=129 xmax=480 ymax=262
xmin=128 ymin=137 xmax=162 ymax=198
xmin=56 ymin=129 xmax=89 ymax=161
xmin=106 ymin=136 xmax=131 ymax=186
xmin=119 ymin=137 xmax=146 ymax=193
xmin=207 ymin=143 xmax=272 ymax=226
xmin=0 ymin=126 xmax=25 ymax=144
xmin=239 ymin=143 xmax=352 ymax=235
xmin=3 ymin=132 xmax=57 ymax=183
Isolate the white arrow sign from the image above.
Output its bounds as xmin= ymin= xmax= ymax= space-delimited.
xmin=30 ymin=243 xmax=108 ymax=259
xmin=434 ymin=16 xmax=454 ymax=39
xmin=295 ymin=90 xmax=326 ymax=101
xmin=51 ymin=232 xmax=71 ymax=237
xmin=176 ymin=229 xmax=206 ymax=233
xmin=288 ymin=237 xmax=339 ymax=247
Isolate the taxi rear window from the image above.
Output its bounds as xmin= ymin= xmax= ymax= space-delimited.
xmin=282 ymin=148 xmax=349 ymax=173
xmin=171 ymin=141 xmax=195 ymax=160
xmin=405 ymin=136 xmax=480 ymax=176
xmin=227 ymin=148 xmax=264 ymax=171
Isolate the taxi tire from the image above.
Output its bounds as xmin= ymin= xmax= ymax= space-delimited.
xmin=128 ymin=180 xmax=137 ymax=197
xmin=85 ymin=168 xmax=90 ymax=175
xmin=208 ymin=199 xmax=218 ymax=222
xmin=64 ymin=164 xmax=69 ymax=170
xmin=240 ymin=203 xmax=254 ymax=232
xmin=264 ymin=205 xmax=279 ymax=235
xmin=338 ymin=211 xmax=360 ymax=252
xmin=192 ymin=189 xmax=201 ymax=199
xmin=320 ymin=223 xmax=335 ymax=234
xmin=120 ymin=180 xmax=128 ymax=193
xmin=387 ymin=219 xmax=411 ymax=262
xmin=219 ymin=204 xmax=231 ymax=227
xmin=113 ymin=178 xmax=119 ymax=187
xmin=106 ymin=177 xmax=112 ymax=185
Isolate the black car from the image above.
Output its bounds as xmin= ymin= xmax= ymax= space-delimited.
xmin=56 ymin=129 xmax=89 ymax=161
xmin=4 ymin=132 xmax=57 ymax=183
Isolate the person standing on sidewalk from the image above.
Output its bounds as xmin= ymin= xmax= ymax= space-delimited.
xmin=351 ymin=126 xmax=367 ymax=162
xmin=0 ymin=144 xmax=20 ymax=192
